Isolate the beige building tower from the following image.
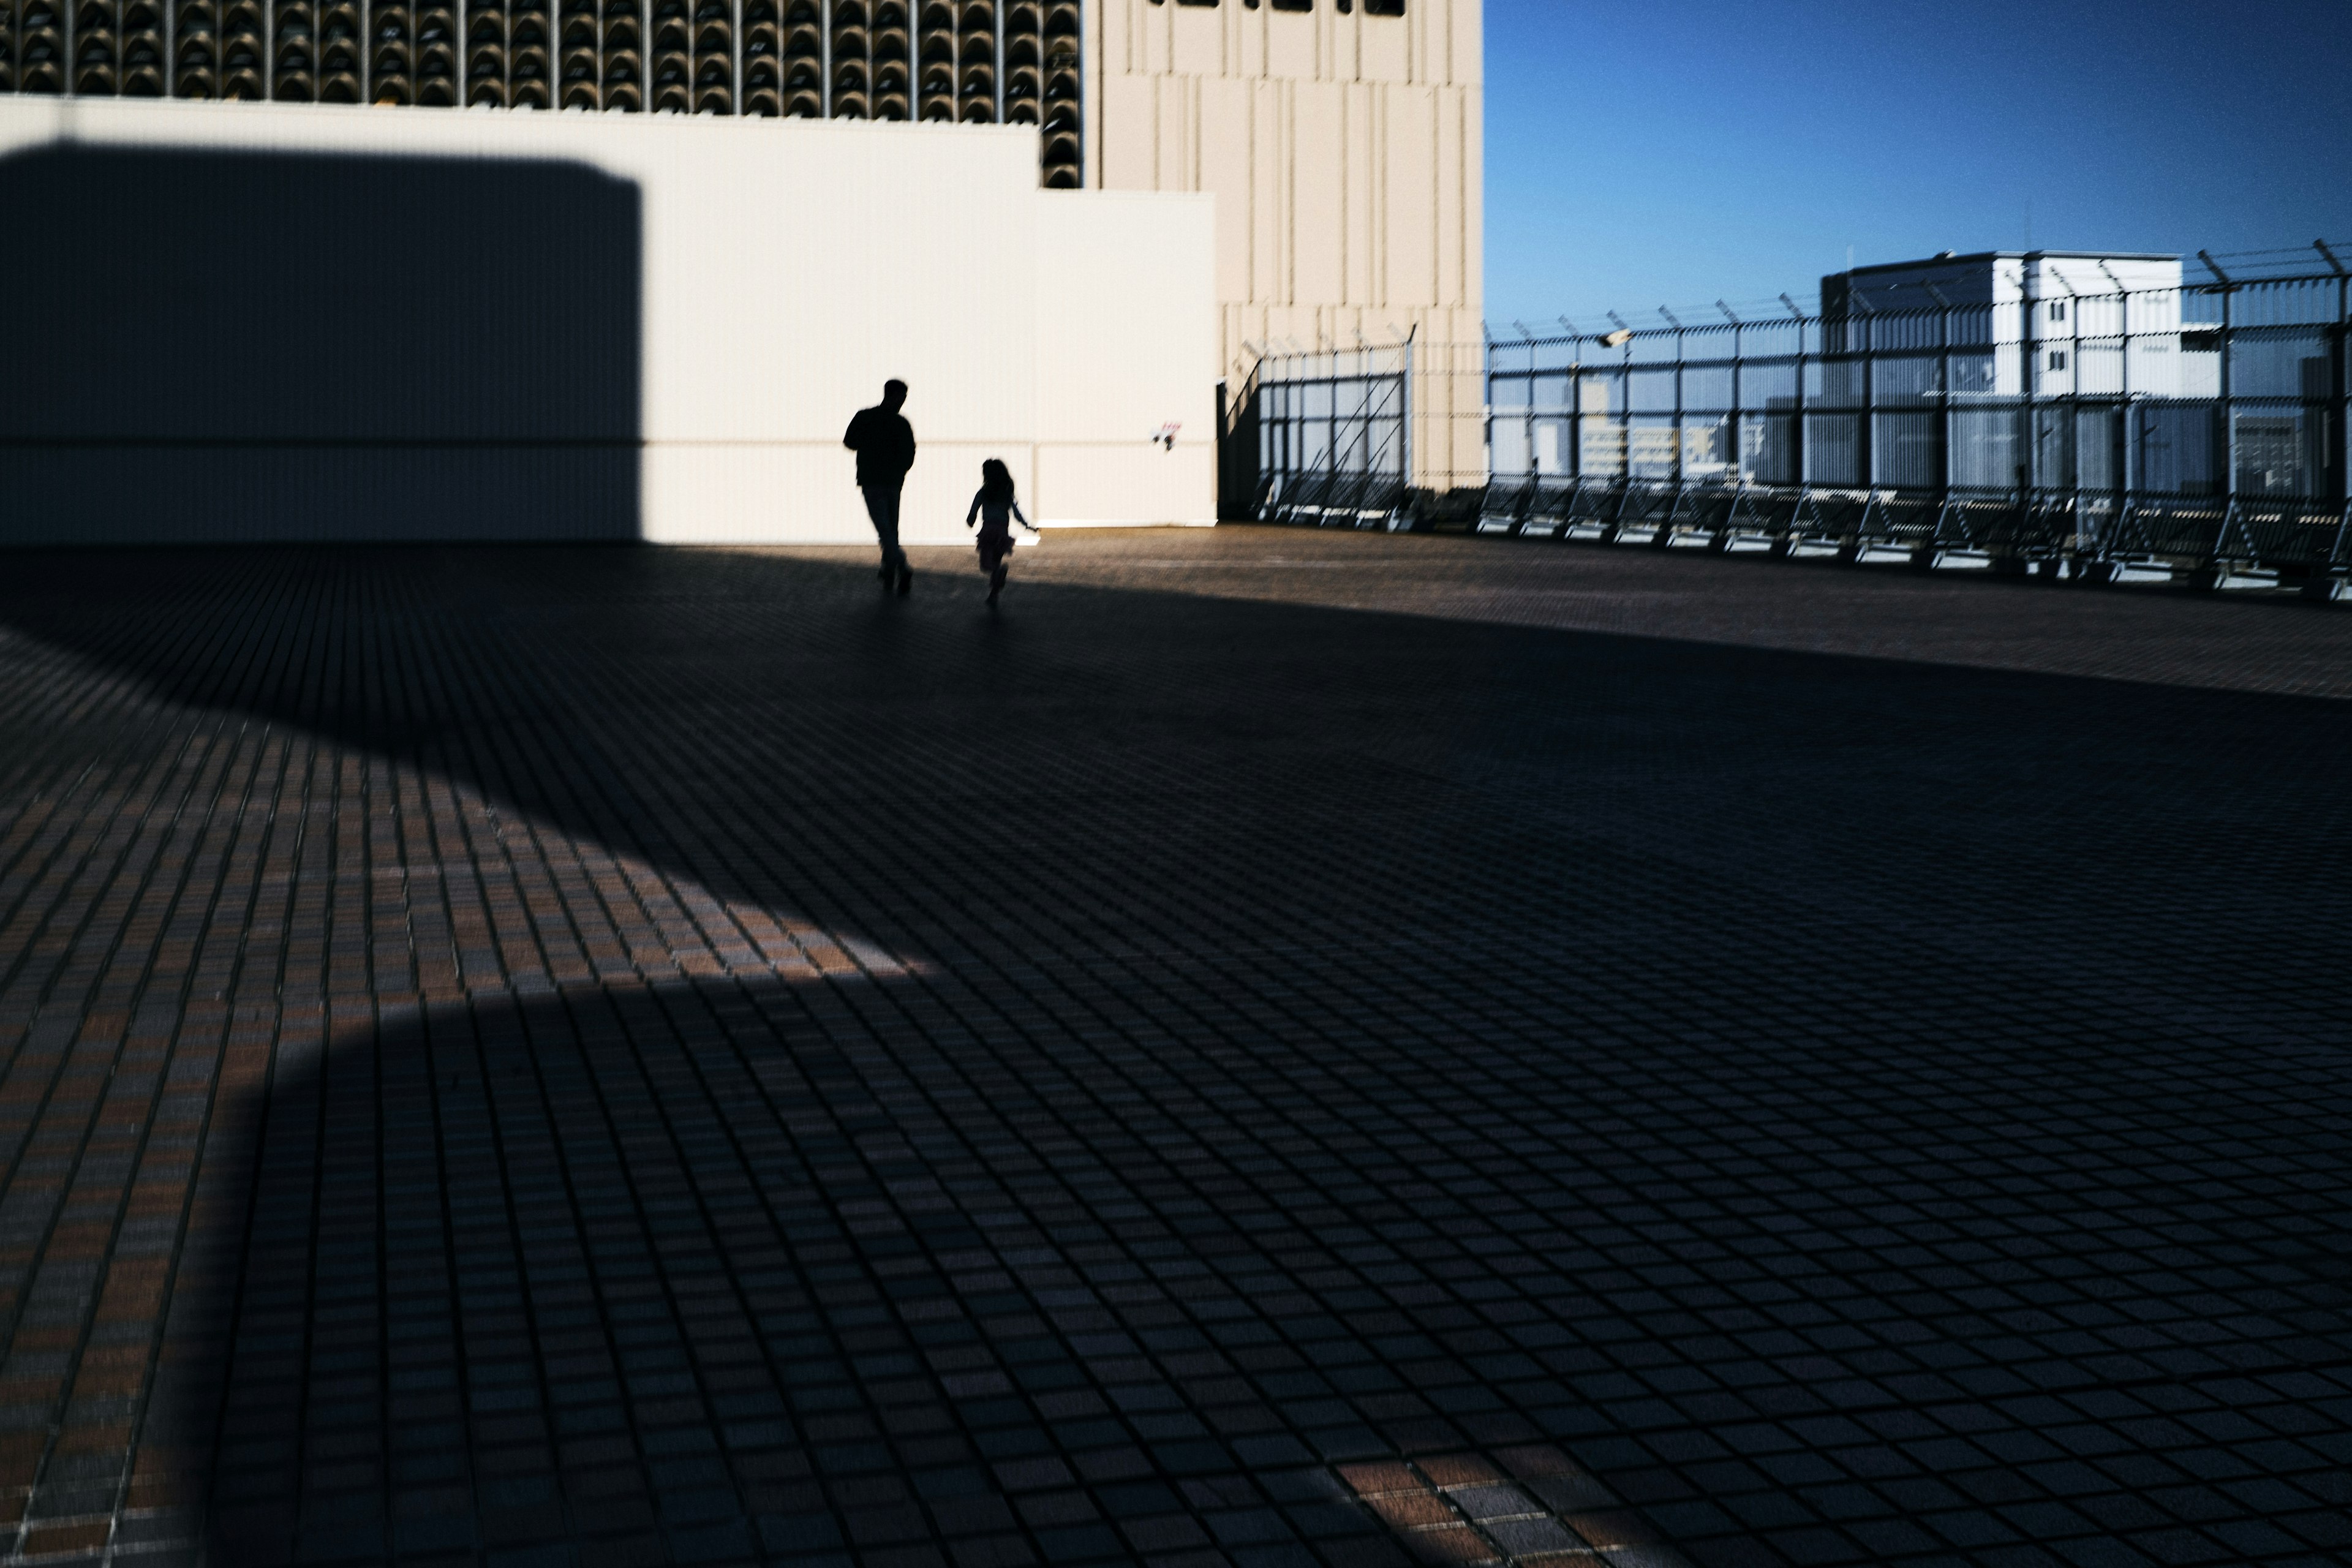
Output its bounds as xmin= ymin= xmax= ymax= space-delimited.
xmin=1088 ymin=0 xmax=1483 ymax=492
xmin=1 ymin=0 xmax=1480 ymax=500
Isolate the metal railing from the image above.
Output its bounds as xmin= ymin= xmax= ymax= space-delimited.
xmin=1245 ymin=342 xmax=1414 ymax=529
xmin=1249 ymin=261 xmax=2352 ymax=588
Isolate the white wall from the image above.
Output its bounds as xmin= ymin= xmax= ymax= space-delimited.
xmin=1033 ymin=189 xmax=1218 ymax=524
xmin=0 ymin=97 xmax=1215 ymax=545
xmin=2018 ymin=257 xmax=2185 ymax=400
xmin=1826 ymin=254 xmax=2194 ymax=401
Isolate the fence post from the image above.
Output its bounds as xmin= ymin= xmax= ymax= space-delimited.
xmin=2047 ymin=270 xmax=2081 ymax=582
xmin=1998 ymin=262 xmax=2035 ymax=577
xmin=2333 ymin=261 xmax=2352 ymax=522
xmin=1779 ymin=293 xmax=1806 ymax=557
xmin=1844 ymin=299 xmax=1872 ymax=565
xmin=1921 ymin=287 xmax=1952 ymax=571
xmin=1719 ymin=301 xmax=1743 ymax=551
xmin=1401 ymin=334 xmax=1415 ymax=528
xmin=2209 ymin=252 xmax=2236 ymax=588
xmin=2340 ymin=260 xmax=2352 ymax=587
xmin=2114 ymin=280 xmax=2131 ymax=579
xmin=1567 ymin=347 xmax=1582 ymax=504
xmin=1527 ymin=338 xmax=1548 ymax=528
xmin=2310 ymin=246 xmax=2352 ymax=593
xmin=2087 ymin=263 xmax=2131 ymax=586
xmin=1598 ymin=317 xmax=1632 ymax=543
xmin=1656 ymin=309 xmax=1685 ymax=547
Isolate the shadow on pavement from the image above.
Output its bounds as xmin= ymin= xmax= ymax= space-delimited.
xmin=0 ymin=545 xmax=2345 ymax=1568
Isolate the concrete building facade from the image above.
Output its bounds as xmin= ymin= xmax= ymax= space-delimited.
xmin=1089 ymin=0 xmax=1482 ymax=398
xmin=0 ymin=0 xmax=1088 ymax=183
xmin=0 ymin=0 xmax=1485 ymax=380
xmin=0 ymin=0 xmax=1485 ymax=529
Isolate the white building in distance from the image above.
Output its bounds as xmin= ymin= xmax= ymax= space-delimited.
xmin=1821 ymin=250 xmax=2215 ymax=401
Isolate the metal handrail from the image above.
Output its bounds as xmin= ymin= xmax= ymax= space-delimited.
xmin=1250 ymin=265 xmax=2351 ymax=587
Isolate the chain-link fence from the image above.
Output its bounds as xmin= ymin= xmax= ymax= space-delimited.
xmin=1243 ymin=265 xmax=2352 ymax=584
xmin=1234 ymin=339 xmax=1487 ymax=529
xmin=1231 ymin=345 xmax=1409 ymax=526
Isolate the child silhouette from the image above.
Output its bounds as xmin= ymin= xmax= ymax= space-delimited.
xmin=964 ymin=458 xmax=1038 ymax=607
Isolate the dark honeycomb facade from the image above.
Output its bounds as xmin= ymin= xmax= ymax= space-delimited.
xmin=0 ymin=0 xmax=1080 ymax=184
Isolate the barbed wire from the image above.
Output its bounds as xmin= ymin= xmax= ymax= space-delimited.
xmin=1501 ymin=239 xmax=2350 ymax=342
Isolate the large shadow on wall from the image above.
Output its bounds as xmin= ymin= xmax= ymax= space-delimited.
xmin=0 ymin=146 xmax=639 ymax=544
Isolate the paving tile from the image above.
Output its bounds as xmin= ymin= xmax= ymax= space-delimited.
xmin=0 ymin=530 xmax=2343 ymax=1567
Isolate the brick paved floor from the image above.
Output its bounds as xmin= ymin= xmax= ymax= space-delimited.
xmin=0 ymin=529 xmax=2345 ymax=1568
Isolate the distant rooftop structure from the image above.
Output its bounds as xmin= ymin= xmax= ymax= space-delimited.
xmin=1822 ymin=250 xmax=2184 ymax=315
xmin=1820 ymin=250 xmax=2204 ymax=400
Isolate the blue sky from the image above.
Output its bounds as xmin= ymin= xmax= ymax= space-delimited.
xmin=1482 ymin=0 xmax=2352 ymax=329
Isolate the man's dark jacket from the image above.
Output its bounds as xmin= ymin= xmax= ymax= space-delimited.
xmin=843 ymin=406 xmax=917 ymax=488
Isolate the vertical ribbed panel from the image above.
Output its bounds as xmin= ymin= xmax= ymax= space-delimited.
xmin=827 ymin=0 xmax=861 ymax=116
xmin=270 ymin=0 xmax=312 ymax=98
xmin=741 ymin=0 xmax=774 ymax=111
xmin=415 ymin=0 xmax=451 ymax=100
xmin=643 ymin=0 xmax=679 ymax=108
xmin=1038 ymin=0 xmax=1072 ymax=184
xmin=317 ymin=0 xmax=355 ymax=97
xmin=366 ymin=0 xmax=410 ymax=102
xmin=20 ymin=0 xmax=73 ymax=92
xmin=506 ymin=0 xmax=544 ymax=102
xmin=911 ymin=0 xmax=943 ymax=117
xmin=600 ymin=0 xmax=638 ymax=108
xmin=553 ymin=0 xmax=589 ymax=104
xmin=72 ymin=0 xmax=116 ymax=92
xmin=461 ymin=0 xmax=501 ymax=104
xmin=777 ymin=0 xmax=810 ymax=111
xmin=216 ymin=0 xmax=257 ymax=93
xmin=688 ymin=0 xmax=724 ymax=110
xmin=867 ymin=0 xmax=899 ymax=116
xmin=950 ymin=0 xmax=983 ymax=119
xmin=123 ymin=0 xmax=164 ymax=89
xmin=1000 ymin=0 xmax=1033 ymax=123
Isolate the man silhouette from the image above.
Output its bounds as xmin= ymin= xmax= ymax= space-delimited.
xmin=844 ymin=379 xmax=917 ymax=596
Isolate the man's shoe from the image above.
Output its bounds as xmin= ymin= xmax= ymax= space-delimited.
xmin=896 ymin=568 xmax=913 ymax=597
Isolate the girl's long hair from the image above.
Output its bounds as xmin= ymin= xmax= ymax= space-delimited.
xmin=979 ymin=458 xmax=1016 ymax=503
